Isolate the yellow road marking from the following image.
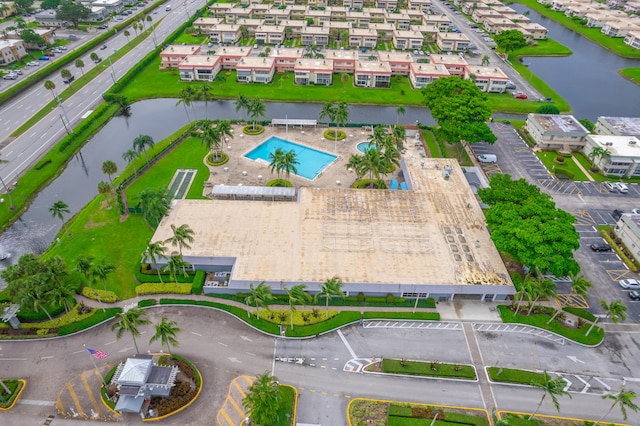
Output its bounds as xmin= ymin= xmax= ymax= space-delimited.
xmin=228 ymin=392 xmax=244 ymax=416
xmin=232 ymin=381 xmax=247 ymax=398
xmin=65 ymin=382 xmax=85 ymax=418
xmin=217 ymin=409 xmax=235 ymax=426
xmin=80 ymin=372 xmax=102 ymax=417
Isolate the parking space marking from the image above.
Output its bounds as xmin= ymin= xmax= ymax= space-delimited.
xmin=556 ymin=294 xmax=589 ymax=309
xmin=606 ymin=270 xmax=634 ymax=281
xmin=80 ymin=371 xmax=102 ymax=418
xmin=573 ymin=211 xmax=596 ymax=226
xmin=64 ymin=382 xmax=85 ymax=418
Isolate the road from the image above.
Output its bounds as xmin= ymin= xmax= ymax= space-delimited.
xmin=0 ymin=0 xmax=206 ymax=185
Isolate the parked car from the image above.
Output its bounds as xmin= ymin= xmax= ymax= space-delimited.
xmin=631 ymin=208 xmax=640 ymax=214
xmin=612 ymin=209 xmax=624 ymax=221
xmin=629 ymin=290 xmax=640 ymax=301
xmin=477 ymin=154 xmax=497 ymax=163
xmin=506 ymin=81 xmax=516 ymax=89
xmin=619 ymin=279 xmax=640 ymax=290
xmin=3 ymin=74 xmax=17 ymax=80
xmin=94 ymin=57 xmax=102 ymax=63
xmin=604 ymin=182 xmax=619 ymax=192
xmin=59 ymin=46 xmax=67 ymax=50
xmin=38 ymin=56 xmax=50 ymax=60
xmin=100 ymin=44 xmax=107 ymax=50
xmin=615 ymin=182 xmax=629 ymax=193
xmin=27 ymin=61 xmax=40 ymax=66
xmin=97 ymin=24 xmax=108 ymax=29
xmin=590 ymin=242 xmax=612 ymax=252
xmin=45 ymin=52 xmax=55 ymax=57
xmin=513 ymin=93 xmax=528 ymax=99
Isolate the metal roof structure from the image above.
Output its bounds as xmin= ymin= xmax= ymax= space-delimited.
xmin=211 ymin=184 xmax=297 ymax=200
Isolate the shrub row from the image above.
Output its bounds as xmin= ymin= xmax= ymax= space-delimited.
xmin=563 ymin=306 xmax=596 ymax=322
xmin=135 ymin=283 xmax=192 ymax=296
xmin=17 ymin=302 xmax=67 ymax=322
xmin=554 ymin=167 xmax=574 ymax=179
xmin=192 ymin=270 xmax=205 ymax=295
xmin=58 ymin=308 xmax=121 ymax=336
xmin=82 ymin=287 xmax=118 ymax=303
xmin=351 ymin=179 xmax=387 ymax=189
xmin=138 ymin=299 xmax=157 ymax=308
xmin=135 ymin=268 xmax=195 ymax=283
xmin=58 ymin=104 xmax=112 ymax=153
xmin=172 ymin=354 xmax=202 ymax=387
xmin=0 ymin=380 xmax=23 ymax=408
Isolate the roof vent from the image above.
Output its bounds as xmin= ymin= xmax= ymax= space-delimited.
xmin=630 ymin=140 xmax=637 ymax=145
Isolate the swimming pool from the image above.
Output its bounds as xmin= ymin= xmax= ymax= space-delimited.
xmin=356 ymin=142 xmax=376 ymax=153
xmin=245 ymin=136 xmax=338 ymax=180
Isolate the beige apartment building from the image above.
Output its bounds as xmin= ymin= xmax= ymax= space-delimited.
xmin=525 ymin=114 xmax=589 ymax=152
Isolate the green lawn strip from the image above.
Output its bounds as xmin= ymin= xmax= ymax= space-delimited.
xmin=506 ymin=60 xmax=570 ymax=114
xmin=495 ymin=414 xmax=538 ymax=426
xmin=486 ymin=366 xmax=547 ymax=386
xmin=619 ymin=68 xmax=640 ymax=86
xmin=380 ymin=358 xmax=477 ymax=380
xmin=44 ymin=195 xmax=153 ymax=300
xmin=421 ymin=128 xmax=442 ymax=157
xmin=513 ymin=0 xmax=640 ymax=59
xmin=58 ymin=307 xmax=121 ymax=336
xmin=274 ymin=385 xmax=296 ymax=426
xmin=535 ymin=151 xmax=588 ymax=181
xmin=209 ymin=293 xmax=436 ymax=309
xmin=364 ymin=312 xmax=440 ymax=321
xmin=498 ymin=305 xmax=604 ymax=346
xmin=125 ymin=136 xmax=210 ymax=202
xmin=572 ymin=152 xmax=605 ymax=182
xmin=0 ymin=379 xmax=25 ymax=409
xmin=562 ymin=306 xmax=596 ymax=322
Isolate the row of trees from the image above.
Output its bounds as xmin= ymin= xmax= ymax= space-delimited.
xmin=142 ymin=223 xmax=195 ymax=282
xmin=345 ymin=125 xmax=404 ymax=186
xmin=319 ymin=101 xmax=349 ymax=140
xmin=235 ymin=95 xmax=266 ymax=130
xmin=111 ymin=308 xmax=181 ymax=355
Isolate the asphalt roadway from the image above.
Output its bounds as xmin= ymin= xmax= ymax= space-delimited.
xmin=2 ymin=302 xmax=639 ymax=425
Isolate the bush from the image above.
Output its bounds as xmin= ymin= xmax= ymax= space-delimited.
xmin=385 ymin=293 xmax=395 ymax=304
xmin=351 ymin=179 xmax=387 ymax=189
xmin=135 ymin=268 xmax=195 ymax=283
xmin=323 ymin=129 xmax=346 ymax=140
xmin=138 ymin=299 xmax=157 ymax=308
xmin=206 ymin=152 xmax=229 ymax=166
xmin=563 ymin=306 xmax=596 ymax=322
xmin=243 ymin=125 xmax=265 ymax=135
xmin=357 ymin=292 xmax=365 ymax=302
xmin=82 ymin=287 xmax=118 ymax=303
xmin=58 ymin=308 xmax=121 ymax=336
xmin=135 ymin=283 xmax=192 ymax=296
xmin=554 ymin=167 xmax=574 ymax=179
xmin=553 ymin=155 xmax=565 ymax=165
xmin=266 ymin=178 xmax=293 ymax=187
xmin=192 ymin=270 xmax=205 ymax=295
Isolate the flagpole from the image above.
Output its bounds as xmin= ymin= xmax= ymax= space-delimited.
xmin=84 ymin=344 xmax=107 ymax=387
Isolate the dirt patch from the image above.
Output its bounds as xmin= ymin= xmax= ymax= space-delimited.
xmin=84 ymin=217 xmax=108 ymax=229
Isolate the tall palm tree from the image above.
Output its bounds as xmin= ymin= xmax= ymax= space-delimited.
xmin=149 ymin=316 xmax=181 ymax=356
xmin=74 ymin=58 xmax=85 ymax=76
xmin=391 ymin=124 xmax=406 ymax=151
xmin=482 ymin=55 xmax=490 ymax=66
xmin=123 ymin=29 xmax=130 ymax=42
xmin=587 ymin=299 xmax=627 ymax=336
xmin=334 ymin=101 xmax=349 ymax=141
xmin=245 ymin=281 xmax=273 ymax=318
xmin=593 ymin=387 xmax=639 ymax=425
xmin=177 ymin=86 xmax=197 ymax=122
xmin=112 ymin=308 xmax=151 ymax=354
xmin=60 ymin=68 xmax=72 ymax=86
xmin=136 ymin=188 xmax=171 ymax=229
xmin=197 ymin=120 xmax=222 ymax=159
xmin=197 ymin=83 xmax=214 ymax=118
xmin=268 ymin=148 xmax=286 ymax=180
xmin=122 ymin=149 xmax=139 ymax=174
xmin=143 ymin=241 xmax=168 ymax=283
xmin=281 ymin=150 xmax=299 ymax=180
xmin=47 ymin=279 xmax=75 ymax=319
xmin=396 ymin=105 xmax=406 ymax=124
xmin=359 ymin=147 xmax=384 ymax=185
xmin=248 ymin=97 xmax=266 ymax=131
xmin=285 ymin=284 xmax=311 ymax=329
xmin=569 ymin=272 xmax=592 ymax=298
xmin=345 ymin=154 xmax=365 ymax=179
xmin=315 ymin=276 xmax=344 ymax=318
xmin=101 ymin=160 xmax=118 ymax=185
xmin=527 ymin=275 xmax=556 ymax=315
xmin=163 ymin=253 xmax=191 ymax=282
xmin=50 ymin=200 xmax=70 ymax=236
xmin=242 ymin=372 xmax=281 ymax=426
xmin=587 ymin=147 xmax=611 ymax=172
xmin=132 ymin=134 xmax=155 ymax=162
xmin=235 ymin=94 xmax=251 ymax=122
xmin=97 ymin=181 xmax=113 ymax=209
xmin=16 ymin=279 xmax=53 ymax=321
xmin=514 ymin=274 xmax=536 ymax=315
xmin=165 ymin=223 xmax=195 ymax=256
xmin=529 ymin=371 xmax=570 ymax=420
xmin=216 ymin=120 xmax=234 ymax=148
xmin=318 ymin=102 xmax=336 ymax=127
xmin=44 ymin=80 xmax=57 ymax=102
xmin=75 ymin=255 xmax=94 ymax=283
xmin=91 ymin=260 xmax=116 ymax=292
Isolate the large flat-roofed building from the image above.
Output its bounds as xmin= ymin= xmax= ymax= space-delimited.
xmin=150 ymin=157 xmax=514 ymax=301
xmin=525 ymin=113 xmax=589 ymax=152
xmin=595 ymin=116 xmax=640 ymax=138
xmin=614 ymin=214 xmax=640 ymax=264
xmin=583 ymin=134 xmax=640 ymax=177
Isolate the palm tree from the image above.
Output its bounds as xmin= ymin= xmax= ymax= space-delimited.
xmin=136 ymin=188 xmax=171 ymax=229
xmin=16 ymin=279 xmax=53 ymax=321
xmin=248 ymin=97 xmax=266 ymax=131
xmin=482 ymin=55 xmax=490 ymax=66
xmin=281 ymin=150 xmax=299 ymax=180
xmin=48 ymin=280 xmax=75 ymax=319
xmin=122 ymin=149 xmax=139 ymax=174
xmin=131 ymin=22 xmax=138 ymax=35
xmin=587 ymin=147 xmax=611 ymax=172
xmin=149 ymin=316 xmax=181 ymax=356
xmin=345 ymin=154 xmax=365 ymax=179
xmin=123 ymin=29 xmax=130 ymax=42
xmin=527 ymin=275 xmax=556 ymax=315
xmin=396 ymin=105 xmax=406 ymax=124
xmin=315 ymin=276 xmax=344 ymax=318
xmin=216 ymin=120 xmax=233 ymax=147
xmin=318 ymin=102 xmax=336 ymax=127
xmin=91 ymin=260 xmax=116 ymax=292
xmin=60 ymin=68 xmax=72 ymax=86
xmin=143 ymin=241 xmax=168 ymax=283
xmin=243 ymin=372 xmax=281 ymax=426
xmin=359 ymin=147 xmax=385 ymax=185
xmin=133 ymin=134 xmax=155 ymax=162
xmin=514 ymin=274 xmax=536 ymax=315
xmin=50 ymin=200 xmax=70 ymax=236
xmin=101 ymin=160 xmax=118 ymax=185
xmin=163 ymin=253 xmax=190 ymax=282
xmin=235 ymin=94 xmax=251 ymax=122
xmin=529 ymin=371 xmax=570 ymax=420
xmin=75 ymin=255 xmax=94 ymax=283
xmin=334 ymin=101 xmax=349 ymax=141
xmin=112 ymin=308 xmax=151 ymax=354
xmin=285 ymin=284 xmax=311 ymax=329
xmin=165 ymin=223 xmax=195 ymax=256
xmin=74 ymin=58 xmax=85 ymax=76
xmin=593 ymin=387 xmax=639 ymax=425
xmin=176 ymin=86 xmax=197 ymax=122
xmin=245 ymin=281 xmax=273 ymax=318
xmin=268 ymin=148 xmax=286 ymax=180
xmin=587 ymin=299 xmax=627 ymax=336
xmin=44 ymin=80 xmax=57 ymax=102
xmin=569 ymin=273 xmax=592 ymax=298
xmin=197 ymin=84 xmax=214 ymax=118
xmin=97 ymin=181 xmax=113 ymax=209
xmin=197 ymin=120 xmax=222 ymax=159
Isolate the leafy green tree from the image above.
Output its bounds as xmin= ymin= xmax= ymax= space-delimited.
xmin=165 ymin=223 xmax=195 ymax=256
xmin=478 ymin=175 xmax=580 ymax=278
xmin=122 ymin=149 xmax=139 ymax=174
xmin=494 ymin=29 xmax=528 ymax=53
xmin=587 ymin=146 xmax=611 ymax=172
xmin=20 ymin=29 xmax=45 ymax=47
xmin=50 ymin=200 xmax=71 ymax=236
xmin=535 ymin=104 xmax=560 ymax=114
xmin=123 ymin=29 xmax=130 ymax=42
xmin=285 ymin=284 xmax=311 ymax=329
xmin=97 ymin=181 xmax=113 ymax=209
xmin=90 ymin=52 xmax=99 ymax=63
xmin=136 ymin=188 xmax=171 ymax=229
xmin=587 ymin=299 xmax=626 ymax=336
xmin=176 ymin=86 xmax=197 ymax=122
xmin=14 ymin=0 xmax=34 ymax=13
xmin=60 ymin=68 xmax=72 ymax=85
xmin=149 ymin=316 xmax=181 ymax=356
xmin=593 ymin=387 xmax=639 ymax=425
xmin=112 ymin=308 xmax=151 ymax=354
xmin=529 ymin=371 xmax=571 ymax=420
xmin=248 ymin=97 xmax=266 ymax=130
xmin=56 ymin=0 xmax=91 ymax=28
xmin=74 ymin=58 xmax=85 ymax=76
xmin=133 ymin=134 xmax=155 ymax=162
xmin=579 ymin=118 xmax=595 ymax=133
xmin=101 ymin=160 xmax=117 ymax=185
xmin=143 ymin=241 xmax=168 ymax=283
xmin=41 ymin=0 xmax=60 ymax=9
xmin=422 ymin=77 xmax=496 ymax=144
xmin=243 ymin=372 xmax=281 ymax=426
xmin=245 ymin=281 xmax=273 ymax=318
xmin=315 ymin=276 xmax=344 ymax=318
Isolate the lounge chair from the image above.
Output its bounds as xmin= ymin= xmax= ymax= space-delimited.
xmin=389 ymin=179 xmax=399 ymax=190
xmin=400 ymin=182 xmax=408 ymax=190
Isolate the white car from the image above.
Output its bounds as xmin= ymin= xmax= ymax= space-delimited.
xmin=27 ymin=61 xmax=40 ymax=66
xmin=631 ymin=208 xmax=640 ymax=214
xmin=619 ymin=279 xmax=640 ymax=290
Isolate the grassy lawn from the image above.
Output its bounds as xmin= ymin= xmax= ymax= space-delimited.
xmin=274 ymin=385 xmax=296 ymax=426
xmin=0 ymin=379 xmax=25 ymax=409
xmin=619 ymin=67 xmax=640 ymax=86
xmin=535 ymin=151 xmax=589 ymax=181
xmin=125 ymin=136 xmax=211 ymax=202
xmin=486 ymin=367 xmax=548 ymax=386
xmin=380 ymin=358 xmax=477 ymax=380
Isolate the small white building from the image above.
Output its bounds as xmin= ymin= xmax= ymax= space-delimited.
xmin=92 ymin=0 xmax=124 ymax=14
xmin=583 ymin=134 xmax=640 ymax=177
xmin=525 ymin=114 xmax=589 ymax=152
xmin=595 ymin=116 xmax=640 ymax=138
xmin=0 ymin=39 xmax=27 ymax=65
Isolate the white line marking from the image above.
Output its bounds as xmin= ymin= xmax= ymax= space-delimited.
xmin=17 ymin=399 xmax=55 ymax=406
xmin=191 ymin=331 xmax=202 ymax=336
xmin=72 ymin=350 xmax=85 ymax=354
xmin=0 ymin=358 xmax=27 ymax=361
xmin=246 ymin=352 xmax=256 ymax=357
xmin=41 ymin=356 xmax=54 ymax=359
xmin=104 ymin=340 xmax=116 ymax=346
xmin=218 ymin=342 xmax=228 ymax=347
xmin=337 ymin=329 xmax=357 ymax=359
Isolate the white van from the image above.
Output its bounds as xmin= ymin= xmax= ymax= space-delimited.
xmin=615 ymin=182 xmax=629 ymax=193
xmin=165 ymin=5 xmax=171 ymax=11
xmin=477 ymin=154 xmax=497 ymax=163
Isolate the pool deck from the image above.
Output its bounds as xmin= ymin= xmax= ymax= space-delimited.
xmin=202 ymin=124 xmax=410 ymax=191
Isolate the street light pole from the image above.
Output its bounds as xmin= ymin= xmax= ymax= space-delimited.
xmin=0 ymin=175 xmax=15 ymax=210
xmin=107 ymin=52 xmax=117 ymax=84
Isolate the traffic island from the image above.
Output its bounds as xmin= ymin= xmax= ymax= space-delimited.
xmin=0 ymin=379 xmax=26 ymax=410
xmin=348 ymin=399 xmax=490 ymax=425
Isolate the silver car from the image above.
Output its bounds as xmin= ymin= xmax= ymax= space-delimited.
xmin=619 ymin=279 xmax=640 ymax=290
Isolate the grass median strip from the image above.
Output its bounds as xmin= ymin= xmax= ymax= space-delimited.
xmin=374 ymin=358 xmax=477 ymax=380
xmin=486 ymin=367 xmax=547 ymax=386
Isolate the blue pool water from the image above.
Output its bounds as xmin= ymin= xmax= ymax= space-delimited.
xmin=357 ymin=142 xmax=376 ymax=153
xmin=245 ymin=136 xmax=338 ymax=180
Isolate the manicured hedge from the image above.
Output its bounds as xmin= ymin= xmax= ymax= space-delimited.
xmin=192 ymin=270 xmax=205 ymax=295
xmin=563 ymin=306 xmax=596 ymax=322
xmin=389 ymin=404 xmax=413 ymax=417
xmin=0 ymin=380 xmax=24 ymax=409
xmin=486 ymin=367 xmax=547 ymax=386
xmin=138 ymin=299 xmax=157 ymax=308
xmin=382 ymin=358 xmax=476 ymax=380
xmin=172 ymin=354 xmax=202 ymax=387
xmin=135 ymin=283 xmax=192 ymax=296
xmin=82 ymin=287 xmax=118 ymax=303
xmin=135 ymin=268 xmax=195 ymax=283
xmin=16 ymin=301 xmax=67 ymax=322
xmin=443 ymin=412 xmax=489 ymax=426
xmin=364 ymin=312 xmax=440 ymax=321
xmin=58 ymin=308 xmax=121 ymax=336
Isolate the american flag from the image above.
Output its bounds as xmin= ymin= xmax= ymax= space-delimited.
xmin=86 ymin=347 xmax=109 ymax=359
